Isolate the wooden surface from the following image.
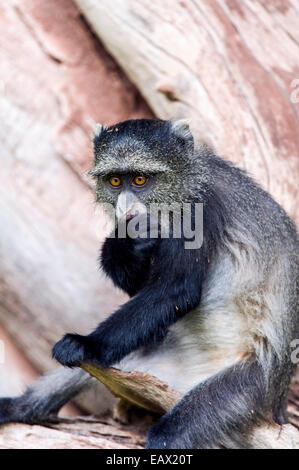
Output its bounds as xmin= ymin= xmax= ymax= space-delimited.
xmin=0 ymin=417 xmax=298 ymax=449
xmin=1 ymin=360 xmax=297 ymax=448
xmin=82 ymin=363 xmax=182 ymax=414
xmin=0 ymin=416 xmax=146 ymax=449
xmin=82 ymin=363 xmax=299 ymax=431
xmin=0 ymin=402 xmax=298 ymax=449
xmin=80 ymin=364 xmax=299 ymax=449
xmin=0 ymin=361 xmax=298 ymax=449
xmin=76 ymin=0 xmax=299 ymax=226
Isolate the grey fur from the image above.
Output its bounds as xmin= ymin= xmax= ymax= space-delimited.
xmin=0 ymin=367 xmax=92 ymax=424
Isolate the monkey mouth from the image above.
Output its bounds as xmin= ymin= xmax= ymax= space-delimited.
xmin=125 ymin=211 xmax=139 ymax=221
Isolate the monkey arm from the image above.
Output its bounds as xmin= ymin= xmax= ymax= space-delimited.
xmin=52 ymin=239 xmax=206 ymax=368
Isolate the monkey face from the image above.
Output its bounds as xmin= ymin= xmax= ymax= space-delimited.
xmin=89 ymin=119 xmax=197 ymax=216
xmin=103 ymin=173 xmax=150 ymax=221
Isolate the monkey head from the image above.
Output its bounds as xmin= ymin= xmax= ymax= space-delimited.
xmin=89 ymin=119 xmax=197 ymax=222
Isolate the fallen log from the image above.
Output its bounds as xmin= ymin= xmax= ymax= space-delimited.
xmin=0 ymin=416 xmax=146 ymax=449
xmin=0 ymin=364 xmax=298 ymax=449
xmin=81 ymin=363 xmax=299 ymax=449
xmin=1 ymin=417 xmax=297 ymax=449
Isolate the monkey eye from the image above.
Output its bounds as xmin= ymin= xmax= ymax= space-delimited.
xmin=109 ymin=176 xmax=122 ymax=187
xmin=133 ymin=175 xmax=147 ymax=186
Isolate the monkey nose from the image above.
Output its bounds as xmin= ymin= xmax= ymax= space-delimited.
xmin=126 ymin=210 xmax=139 ymax=221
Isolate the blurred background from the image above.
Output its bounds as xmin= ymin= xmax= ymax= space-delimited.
xmin=0 ymin=0 xmax=298 ymax=422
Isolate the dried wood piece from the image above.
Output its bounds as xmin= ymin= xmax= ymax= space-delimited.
xmin=81 ymin=363 xmax=299 ymax=449
xmin=81 ymin=363 xmax=181 ymax=415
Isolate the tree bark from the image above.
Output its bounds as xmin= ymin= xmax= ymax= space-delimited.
xmin=0 ymin=415 xmax=298 ymax=449
xmin=0 ymin=417 xmax=146 ymax=449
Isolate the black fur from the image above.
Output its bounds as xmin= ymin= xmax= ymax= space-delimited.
xmin=53 ymin=170 xmax=232 ymax=369
xmin=0 ymin=398 xmax=15 ymax=425
xmin=100 ymin=223 xmax=155 ymax=297
xmin=0 ymin=394 xmax=60 ymax=425
xmin=93 ymin=119 xmax=193 ymax=162
xmin=53 ymin=234 xmax=207 ymax=368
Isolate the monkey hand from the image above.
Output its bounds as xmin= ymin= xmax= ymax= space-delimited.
xmin=52 ymin=333 xmax=108 ymax=368
xmin=129 ymin=213 xmax=159 ymax=254
xmin=131 ymin=234 xmax=157 ymax=255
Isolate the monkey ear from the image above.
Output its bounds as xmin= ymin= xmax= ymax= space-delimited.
xmin=92 ymin=122 xmax=105 ymax=150
xmin=170 ymin=119 xmax=194 ymax=152
xmin=93 ymin=123 xmax=104 ymax=138
xmin=88 ymin=123 xmax=106 ymax=177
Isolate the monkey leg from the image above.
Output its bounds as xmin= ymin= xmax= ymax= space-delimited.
xmin=146 ymin=360 xmax=268 ymax=449
xmin=0 ymin=367 xmax=92 ymax=425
